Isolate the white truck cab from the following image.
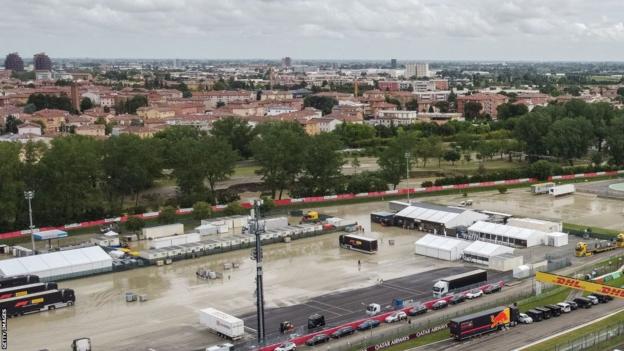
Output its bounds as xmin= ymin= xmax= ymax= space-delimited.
xmin=206 ymin=343 xmax=234 ymax=351
xmin=366 ymin=303 xmax=381 ymax=316
xmin=432 ymin=281 xmax=449 ymax=298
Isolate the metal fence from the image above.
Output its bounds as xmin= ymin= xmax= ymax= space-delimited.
xmin=554 ymin=321 xmax=624 ymax=351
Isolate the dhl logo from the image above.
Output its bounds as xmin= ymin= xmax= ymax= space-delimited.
xmin=490 ymin=309 xmax=510 ymax=328
xmin=554 ymin=277 xmax=583 ymax=289
xmin=536 ymin=272 xmax=624 ymax=299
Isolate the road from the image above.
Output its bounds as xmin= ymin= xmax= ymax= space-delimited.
xmin=240 ymin=267 xmax=511 ymax=343
xmin=418 ymin=299 xmax=624 ymax=351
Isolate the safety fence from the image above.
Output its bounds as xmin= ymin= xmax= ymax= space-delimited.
xmin=1 ymin=169 xmax=622 ymax=241
xmin=554 ymin=321 xmax=624 ymax=351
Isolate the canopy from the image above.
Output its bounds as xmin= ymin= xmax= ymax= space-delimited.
xmin=33 ymin=229 xmax=68 ymax=240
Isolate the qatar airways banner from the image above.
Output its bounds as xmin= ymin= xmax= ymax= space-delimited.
xmin=357 ymin=323 xmax=448 ymax=351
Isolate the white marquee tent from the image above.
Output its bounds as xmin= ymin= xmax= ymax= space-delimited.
xmin=0 ymin=246 xmax=112 ymax=281
xmin=414 ymin=234 xmax=471 ymax=261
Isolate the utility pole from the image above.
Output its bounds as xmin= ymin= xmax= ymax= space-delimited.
xmin=249 ymin=200 xmax=266 ymax=344
xmin=24 ymin=191 xmax=36 ymax=254
xmin=405 ymin=152 xmax=411 ymax=203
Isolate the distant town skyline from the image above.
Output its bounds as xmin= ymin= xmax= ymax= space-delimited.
xmin=3 ymin=0 xmax=624 ymax=61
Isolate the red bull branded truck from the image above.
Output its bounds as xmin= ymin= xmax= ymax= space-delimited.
xmin=448 ymin=305 xmax=519 ymax=340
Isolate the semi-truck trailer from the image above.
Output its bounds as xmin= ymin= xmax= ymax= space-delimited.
xmin=0 ymin=282 xmax=58 ymax=300
xmin=433 ymin=269 xmax=487 ymax=298
xmin=0 ymin=275 xmax=39 ymax=289
xmin=449 ymin=305 xmax=519 ymax=340
xmin=548 ymin=184 xmax=575 ymax=197
xmin=0 ymin=288 xmax=75 ymax=317
xmin=199 ymin=307 xmax=245 ymax=340
xmin=339 ymin=234 xmax=378 ymax=254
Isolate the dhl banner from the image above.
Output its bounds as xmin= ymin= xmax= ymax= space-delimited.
xmin=536 ymin=271 xmax=624 ymax=299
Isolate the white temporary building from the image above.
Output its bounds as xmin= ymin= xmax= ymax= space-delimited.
xmin=546 ymin=232 xmax=569 ymax=247
xmin=0 ymin=246 xmax=112 ymax=281
xmin=506 ymin=218 xmax=562 ymax=233
xmin=462 ymin=240 xmax=514 ymax=265
xmin=414 ymin=234 xmax=471 ymax=261
xmin=467 ymin=221 xmax=546 ymax=247
xmin=394 ymin=203 xmax=489 ymax=234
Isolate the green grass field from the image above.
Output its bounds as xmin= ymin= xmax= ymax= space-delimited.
xmin=378 ymin=329 xmax=450 ymax=351
xmin=517 ymin=287 xmax=571 ymax=312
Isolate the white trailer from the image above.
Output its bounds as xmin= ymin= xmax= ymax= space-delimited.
xmin=142 ymin=224 xmax=185 ymax=240
xmin=150 ymin=233 xmax=200 ymax=249
xmin=199 ymin=307 xmax=244 ymax=340
xmin=531 ymin=182 xmax=555 ymax=194
xmin=549 ymin=184 xmax=575 ymax=197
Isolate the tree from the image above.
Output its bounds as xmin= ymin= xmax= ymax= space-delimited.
xmin=296 ymin=133 xmax=345 ymax=196
xmin=125 ymin=217 xmax=145 ymax=232
xmin=378 ymin=131 xmax=418 ymax=188
xmin=33 ymin=135 xmax=104 ymax=225
xmin=0 ymin=143 xmax=23 ymax=231
xmin=23 ymin=103 xmax=37 ymax=114
xmin=546 ymin=117 xmax=594 ymax=164
xmin=514 ymin=112 xmax=552 ymax=161
xmin=385 ymin=96 xmax=402 ymax=110
xmin=476 ymin=141 xmax=499 ymax=162
xmin=606 ymin=117 xmax=624 ymax=165
xmin=590 ymin=151 xmax=603 ymax=166
xmin=80 ymin=97 xmax=93 ymax=112
xmin=26 ymin=93 xmax=75 ymax=113
xmin=496 ymin=103 xmax=528 ymax=120
xmin=405 ymin=99 xmax=418 ymax=111
xmin=434 ymin=101 xmax=450 ymax=113
xmin=154 ymin=126 xmax=204 ymax=168
xmin=527 ymin=160 xmax=554 ymax=180
xmin=443 ymin=149 xmax=461 ymax=165
xmin=101 ymin=134 xmax=162 ymax=211
xmin=223 ymin=201 xmax=246 ymax=216
xmin=333 ymin=123 xmax=375 ymax=147
xmin=463 ymin=101 xmax=483 ymax=120
xmin=210 ymin=117 xmax=256 ymax=159
xmin=158 ymin=206 xmax=177 ymax=224
xmin=252 ymin=122 xmax=307 ymax=199
xmin=3 ymin=115 xmax=22 ymax=134
xmin=416 ymin=136 xmax=443 ymax=168
xmin=192 ymin=201 xmax=212 ymax=220
xmin=303 ymin=96 xmax=338 ymax=115
xmin=454 ymin=132 xmax=477 ymax=151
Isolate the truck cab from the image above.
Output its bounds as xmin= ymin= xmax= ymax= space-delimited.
xmin=366 ymin=303 xmax=381 ymax=316
xmin=307 ymin=313 xmax=325 ymax=329
xmin=206 ymin=343 xmax=234 ymax=351
xmin=432 ymin=281 xmax=449 ymax=298
xmin=71 ymin=338 xmax=92 ymax=351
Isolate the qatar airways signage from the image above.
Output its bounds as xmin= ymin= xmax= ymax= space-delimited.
xmin=359 ymin=323 xmax=448 ymax=351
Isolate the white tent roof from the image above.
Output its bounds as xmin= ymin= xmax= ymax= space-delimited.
xmin=468 ymin=221 xmax=542 ymax=240
xmin=463 ymin=240 xmax=514 ymax=258
xmin=415 ymin=234 xmax=471 ymax=250
xmin=0 ymin=246 xmax=112 ymax=278
xmin=103 ymin=230 xmax=118 ymax=237
xmin=395 ymin=206 xmax=460 ymax=225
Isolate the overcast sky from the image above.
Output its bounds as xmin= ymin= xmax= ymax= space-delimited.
xmin=3 ymin=0 xmax=624 ymax=61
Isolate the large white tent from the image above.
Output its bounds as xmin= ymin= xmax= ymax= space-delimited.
xmin=394 ymin=202 xmax=489 ymax=234
xmin=0 ymin=246 xmax=112 ymax=281
xmin=467 ymin=221 xmax=546 ymax=247
xmin=414 ymin=234 xmax=471 ymax=261
xmin=462 ymin=240 xmax=514 ymax=265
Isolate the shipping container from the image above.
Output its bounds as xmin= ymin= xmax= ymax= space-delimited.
xmin=449 ymin=305 xmax=519 ymax=340
xmin=199 ymin=307 xmax=245 ymax=340
xmin=142 ymin=224 xmax=184 ymax=240
xmin=1 ymin=288 xmax=75 ymax=317
xmin=339 ymin=234 xmax=378 ymax=254
xmin=531 ymin=182 xmax=555 ymax=194
xmin=548 ymin=184 xmax=575 ymax=197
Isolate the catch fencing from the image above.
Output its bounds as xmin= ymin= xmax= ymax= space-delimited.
xmin=554 ymin=321 xmax=624 ymax=351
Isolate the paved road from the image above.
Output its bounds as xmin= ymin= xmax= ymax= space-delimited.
xmin=418 ymin=299 xmax=624 ymax=351
xmin=240 ymin=267 xmax=511 ymax=342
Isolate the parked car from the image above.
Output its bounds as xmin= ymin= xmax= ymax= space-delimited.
xmin=407 ymin=305 xmax=427 ymax=316
xmin=449 ymin=294 xmax=465 ymax=305
xmin=483 ymin=284 xmax=502 ymax=294
xmin=556 ymin=302 xmax=572 ymax=313
xmin=385 ymin=311 xmax=407 ymax=323
xmin=330 ymin=326 xmax=354 ymax=339
xmin=586 ymin=295 xmax=599 ymax=305
xmin=518 ymin=313 xmax=533 ymax=324
xmin=573 ymin=297 xmax=593 ymax=309
xmin=592 ymin=294 xmax=612 ymax=303
xmin=305 ymin=334 xmax=329 ymax=346
xmin=564 ymin=300 xmax=578 ymax=310
xmin=275 ymin=342 xmax=297 ymax=351
xmin=465 ymin=289 xmax=483 ymax=299
xmin=432 ymin=300 xmax=448 ymax=310
xmin=526 ymin=309 xmax=543 ymax=322
xmin=357 ymin=319 xmax=380 ymax=331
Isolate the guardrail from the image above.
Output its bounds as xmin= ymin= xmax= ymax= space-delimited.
xmin=1 ymin=169 xmax=622 ymax=241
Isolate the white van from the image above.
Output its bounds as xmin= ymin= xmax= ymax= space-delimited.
xmin=366 ymin=303 xmax=381 ymax=316
xmin=556 ymin=302 xmax=571 ymax=313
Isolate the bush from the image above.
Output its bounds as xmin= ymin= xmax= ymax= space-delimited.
xmin=223 ymin=202 xmax=247 ymax=216
xmin=125 ymin=217 xmax=145 ymax=232
xmin=192 ymin=201 xmax=212 ymax=220
xmin=158 ymin=206 xmax=177 ymax=224
xmin=497 ymin=186 xmax=508 ymax=194
xmin=421 ymin=181 xmax=434 ymax=187
xmin=259 ymin=197 xmax=275 ymax=214
xmin=128 ymin=206 xmax=147 ymax=215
